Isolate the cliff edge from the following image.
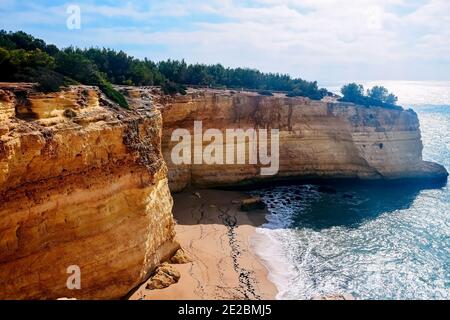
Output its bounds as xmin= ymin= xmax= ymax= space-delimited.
xmin=0 ymin=83 xmax=179 ymax=299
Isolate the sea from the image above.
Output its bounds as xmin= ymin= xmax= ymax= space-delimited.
xmin=252 ymin=81 xmax=450 ymax=300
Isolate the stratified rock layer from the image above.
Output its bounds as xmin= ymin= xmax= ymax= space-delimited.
xmin=0 ymin=84 xmax=178 ymax=300
xmin=159 ymin=89 xmax=447 ymax=191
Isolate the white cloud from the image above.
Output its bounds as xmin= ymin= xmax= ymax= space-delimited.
xmin=2 ymin=0 xmax=449 ymax=80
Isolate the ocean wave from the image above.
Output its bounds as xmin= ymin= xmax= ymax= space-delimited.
xmin=250 ymin=102 xmax=450 ymax=299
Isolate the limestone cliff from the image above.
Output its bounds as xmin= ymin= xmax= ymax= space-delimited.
xmin=158 ymin=89 xmax=448 ymax=191
xmin=0 ymin=84 xmax=447 ymax=300
xmin=0 ymin=84 xmax=178 ymax=300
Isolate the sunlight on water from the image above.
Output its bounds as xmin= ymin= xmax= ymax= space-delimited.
xmin=253 ymin=81 xmax=450 ymax=300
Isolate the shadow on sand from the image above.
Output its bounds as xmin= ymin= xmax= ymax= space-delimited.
xmin=173 ymin=177 xmax=447 ymax=232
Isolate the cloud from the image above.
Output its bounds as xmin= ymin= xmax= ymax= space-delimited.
xmin=1 ymin=0 xmax=449 ymax=80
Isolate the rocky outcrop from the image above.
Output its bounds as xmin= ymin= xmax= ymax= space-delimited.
xmin=159 ymin=89 xmax=448 ymax=191
xmin=0 ymin=84 xmax=179 ymax=300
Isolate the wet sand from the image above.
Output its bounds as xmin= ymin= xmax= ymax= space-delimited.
xmin=130 ymin=189 xmax=277 ymax=300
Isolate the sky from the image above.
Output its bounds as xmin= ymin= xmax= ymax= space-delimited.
xmin=0 ymin=0 xmax=449 ymax=82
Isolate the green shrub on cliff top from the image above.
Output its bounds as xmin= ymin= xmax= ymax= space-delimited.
xmin=340 ymin=83 xmax=400 ymax=109
xmin=55 ymin=50 xmax=129 ymax=108
xmin=162 ymin=81 xmax=187 ymax=95
xmin=367 ymin=86 xmax=398 ymax=106
xmin=98 ymin=79 xmax=129 ymax=109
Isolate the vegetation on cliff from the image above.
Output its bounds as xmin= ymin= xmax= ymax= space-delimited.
xmin=0 ymin=31 xmax=400 ymax=109
xmin=340 ymin=83 xmax=400 ymax=109
xmin=0 ymin=30 xmax=327 ymax=102
xmin=0 ymin=31 xmax=129 ymax=108
xmin=156 ymin=59 xmax=328 ymax=100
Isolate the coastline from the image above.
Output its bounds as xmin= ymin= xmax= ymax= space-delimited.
xmin=130 ymin=189 xmax=278 ymax=300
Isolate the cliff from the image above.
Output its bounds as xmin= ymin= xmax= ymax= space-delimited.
xmin=159 ymin=89 xmax=448 ymax=191
xmin=0 ymin=84 xmax=447 ymax=300
xmin=0 ymin=84 xmax=179 ymax=300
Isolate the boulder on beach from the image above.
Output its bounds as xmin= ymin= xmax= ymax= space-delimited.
xmin=146 ymin=263 xmax=181 ymax=290
xmin=170 ymin=249 xmax=193 ymax=264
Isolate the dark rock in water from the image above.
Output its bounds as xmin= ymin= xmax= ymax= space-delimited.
xmin=240 ymin=197 xmax=266 ymax=212
xmin=318 ymin=186 xmax=338 ymax=194
xmin=342 ymin=193 xmax=354 ymax=199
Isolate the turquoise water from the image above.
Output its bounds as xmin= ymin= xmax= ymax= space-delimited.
xmin=252 ymin=81 xmax=450 ymax=300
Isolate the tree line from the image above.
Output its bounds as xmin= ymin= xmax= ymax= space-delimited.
xmin=0 ymin=30 xmax=399 ymax=110
xmin=0 ymin=31 xmax=330 ymax=107
xmin=340 ymin=83 xmax=400 ymax=109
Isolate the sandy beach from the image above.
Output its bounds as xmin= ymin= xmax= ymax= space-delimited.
xmin=130 ymin=189 xmax=277 ymax=300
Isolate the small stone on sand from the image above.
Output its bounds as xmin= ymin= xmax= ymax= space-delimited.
xmin=193 ymin=192 xmax=201 ymax=199
xmin=146 ymin=263 xmax=181 ymax=290
xmin=170 ymin=249 xmax=193 ymax=264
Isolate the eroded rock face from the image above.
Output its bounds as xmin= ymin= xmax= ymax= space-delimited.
xmin=0 ymin=84 xmax=178 ymax=300
xmin=0 ymin=89 xmax=15 ymax=121
xmin=159 ymin=89 xmax=448 ymax=191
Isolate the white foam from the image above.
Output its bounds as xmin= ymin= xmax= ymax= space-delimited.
xmin=251 ymin=227 xmax=298 ymax=300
